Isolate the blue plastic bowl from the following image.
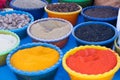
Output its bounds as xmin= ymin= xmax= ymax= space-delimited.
xmin=72 ymin=21 xmax=118 ymax=48
xmin=81 ymin=6 xmax=118 ymax=26
xmin=0 ymin=10 xmax=34 ymax=39
xmin=10 ymin=0 xmax=48 ymax=20
xmin=6 ymin=43 xmax=63 ymax=80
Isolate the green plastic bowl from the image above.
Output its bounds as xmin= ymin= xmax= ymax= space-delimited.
xmin=114 ymin=38 xmax=120 ymax=56
xmin=59 ymin=0 xmax=93 ymax=7
xmin=0 ymin=30 xmax=20 ymax=66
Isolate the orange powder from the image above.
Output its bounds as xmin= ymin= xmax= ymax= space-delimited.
xmin=10 ymin=46 xmax=59 ymax=72
xmin=66 ymin=48 xmax=117 ymax=75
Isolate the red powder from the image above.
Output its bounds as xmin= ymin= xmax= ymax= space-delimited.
xmin=66 ymin=48 xmax=117 ymax=75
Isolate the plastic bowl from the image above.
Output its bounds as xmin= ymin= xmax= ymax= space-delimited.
xmin=0 ymin=30 xmax=20 ymax=66
xmin=0 ymin=10 xmax=34 ymax=39
xmin=6 ymin=42 xmax=63 ymax=80
xmin=81 ymin=6 xmax=118 ymax=26
xmin=10 ymin=0 xmax=48 ymax=20
xmin=59 ymin=0 xmax=93 ymax=8
xmin=72 ymin=21 xmax=118 ymax=48
xmin=27 ymin=18 xmax=73 ymax=48
xmin=114 ymin=38 xmax=120 ymax=56
xmin=44 ymin=3 xmax=82 ymax=25
xmin=62 ymin=45 xmax=120 ymax=80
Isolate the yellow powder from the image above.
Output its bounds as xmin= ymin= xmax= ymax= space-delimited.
xmin=10 ymin=46 xmax=59 ymax=72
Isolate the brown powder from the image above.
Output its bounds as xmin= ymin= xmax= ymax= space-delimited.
xmin=30 ymin=19 xmax=71 ymax=40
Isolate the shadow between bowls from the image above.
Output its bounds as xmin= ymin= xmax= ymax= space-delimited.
xmin=10 ymin=0 xmax=48 ymax=20
xmin=6 ymin=42 xmax=63 ymax=80
xmin=72 ymin=21 xmax=118 ymax=48
xmin=0 ymin=10 xmax=34 ymax=39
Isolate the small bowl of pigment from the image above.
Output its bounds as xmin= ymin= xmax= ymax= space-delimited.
xmin=44 ymin=3 xmax=82 ymax=25
xmin=62 ymin=45 xmax=120 ymax=80
xmin=0 ymin=30 xmax=20 ymax=66
xmin=6 ymin=42 xmax=63 ymax=80
xmin=72 ymin=21 xmax=118 ymax=48
xmin=27 ymin=18 xmax=73 ymax=48
xmin=0 ymin=10 xmax=34 ymax=39
xmin=10 ymin=0 xmax=47 ymax=20
xmin=81 ymin=6 xmax=118 ymax=26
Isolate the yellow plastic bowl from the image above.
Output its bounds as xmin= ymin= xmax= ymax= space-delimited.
xmin=62 ymin=45 xmax=120 ymax=80
xmin=44 ymin=3 xmax=82 ymax=25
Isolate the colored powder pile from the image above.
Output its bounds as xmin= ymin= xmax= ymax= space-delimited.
xmin=12 ymin=0 xmax=46 ymax=9
xmin=0 ymin=34 xmax=17 ymax=53
xmin=30 ymin=19 xmax=71 ymax=40
xmin=66 ymin=48 xmax=117 ymax=74
xmin=11 ymin=46 xmax=60 ymax=72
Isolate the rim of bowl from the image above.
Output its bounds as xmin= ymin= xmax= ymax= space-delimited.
xmin=81 ymin=6 xmax=118 ymax=21
xmin=6 ymin=42 xmax=63 ymax=76
xmin=0 ymin=10 xmax=34 ymax=32
xmin=44 ymin=3 xmax=82 ymax=15
xmin=114 ymin=38 xmax=119 ymax=49
xmin=72 ymin=21 xmax=118 ymax=45
xmin=0 ymin=30 xmax=20 ymax=56
xmin=27 ymin=18 xmax=73 ymax=42
xmin=62 ymin=45 xmax=120 ymax=79
xmin=10 ymin=0 xmax=48 ymax=10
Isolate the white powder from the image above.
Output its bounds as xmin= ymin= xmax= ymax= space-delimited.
xmin=0 ymin=34 xmax=17 ymax=53
xmin=13 ymin=0 xmax=47 ymax=9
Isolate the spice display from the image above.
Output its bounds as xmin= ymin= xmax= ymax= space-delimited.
xmin=0 ymin=13 xmax=30 ymax=30
xmin=84 ymin=7 xmax=118 ymax=18
xmin=75 ymin=24 xmax=115 ymax=42
xmin=12 ymin=0 xmax=47 ymax=9
xmin=1 ymin=0 xmax=119 ymax=80
xmin=46 ymin=3 xmax=80 ymax=12
xmin=0 ymin=34 xmax=18 ymax=53
xmin=30 ymin=19 xmax=71 ymax=40
xmin=10 ymin=46 xmax=60 ymax=71
xmin=66 ymin=48 xmax=117 ymax=74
